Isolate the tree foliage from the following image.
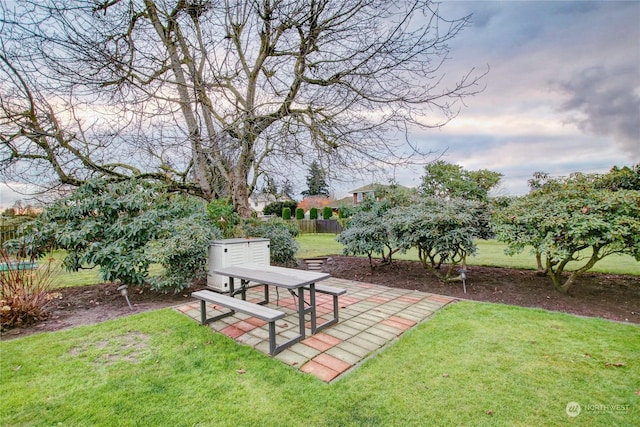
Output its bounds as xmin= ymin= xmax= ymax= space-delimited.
xmin=263 ymin=200 xmax=298 ymax=217
xmin=7 ymin=180 xmax=221 ymax=291
xmin=302 ymin=160 xmax=330 ymax=197
xmin=492 ymin=167 xmax=640 ymax=293
xmin=336 ymin=199 xmax=396 ymax=267
xmin=337 ymin=180 xmax=491 ymax=281
xmin=599 ymin=164 xmax=640 ymax=190
xmin=1 ymin=0 xmax=485 ymax=216
xmin=5 ymin=177 xmax=303 ymax=290
xmin=322 ymin=206 xmax=333 ymax=220
xmin=390 ymin=197 xmax=490 ymax=281
xmin=419 ymin=160 xmax=502 ymax=201
xmin=282 ymin=207 xmax=292 ymax=220
xmin=9 ymin=180 xmax=171 ymax=286
xmin=207 ymin=198 xmax=240 ymax=238
xmin=149 ymin=199 xmax=223 ymax=292
xmin=309 ymin=207 xmax=318 ymax=220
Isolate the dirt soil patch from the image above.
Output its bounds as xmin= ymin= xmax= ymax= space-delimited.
xmin=2 ymin=256 xmax=638 ymax=340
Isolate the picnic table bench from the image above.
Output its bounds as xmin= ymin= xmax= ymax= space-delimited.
xmin=191 ymin=290 xmax=285 ymax=355
xmin=303 ymin=283 xmax=347 ymax=330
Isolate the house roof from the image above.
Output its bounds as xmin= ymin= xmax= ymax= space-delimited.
xmin=349 ymin=184 xmax=380 ymax=193
xmin=249 ymin=193 xmax=293 ymax=203
xmin=348 ymin=183 xmax=410 ymax=193
xmin=332 ymin=196 xmax=353 ymax=207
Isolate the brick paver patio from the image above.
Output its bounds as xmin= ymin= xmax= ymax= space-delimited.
xmin=175 ymin=278 xmax=456 ymax=382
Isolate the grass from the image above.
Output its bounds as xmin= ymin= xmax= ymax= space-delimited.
xmin=1 ymin=302 xmax=638 ymax=426
xmin=296 ymin=234 xmax=640 ymax=276
xmin=296 ymin=233 xmax=345 ymax=259
xmin=44 ymin=250 xmax=164 ymax=289
xmin=42 ymin=234 xmax=638 ymax=289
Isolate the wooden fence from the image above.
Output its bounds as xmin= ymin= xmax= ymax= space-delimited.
xmin=0 ymin=225 xmax=18 ymax=245
xmin=295 ymin=219 xmax=343 ymax=234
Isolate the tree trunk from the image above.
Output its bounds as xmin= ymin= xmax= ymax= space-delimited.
xmin=230 ymin=171 xmax=251 ymax=218
xmin=145 ymin=0 xmax=214 ymax=200
xmin=535 ymin=251 xmax=547 ymax=274
xmin=559 ymin=273 xmax=578 ymax=294
xmin=546 ymin=246 xmax=602 ymax=294
xmin=418 ymin=247 xmax=429 ymax=269
xmin=546 ymin=256 xmax=569 ymax=293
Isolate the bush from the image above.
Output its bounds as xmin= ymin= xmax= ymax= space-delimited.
xmin=322 ymin=206 xmax=333 ymax=220
xmin=7 ymin=180 xmax=224 ymax=293
xmin=207 ymin=198 xmax=239 ymax=238
xmin=0 ymin=250 xmax=57 ymax=330
xmin=338 ymin=206 xmax=351 ymax=219
xmin=295 ymin=208 xmax=305 ymax=220
xmin=492 ymin=169 xmax=640 ymax=293
xmin=240 ymin=217 xmax=299 ymax=265
xmin=263 ymin=201 xmax=298 ymax=217
xmin=336 ymin=199 xmax=395 ymax=268
xmin=8 ymin=179 xmax=165 ymax=286
xmin=389 ymin=197 xmax=488 ymax=281
xmin=282 ymin=207 xmax=291 ymax=220
xmin=309 ymin=207 xmax=318 ymax=220
xmin=149 ymin=210 xmax=222 ymax=293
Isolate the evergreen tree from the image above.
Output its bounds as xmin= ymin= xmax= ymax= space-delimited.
xmin=302 ymin=161 xmax=330 ymax=197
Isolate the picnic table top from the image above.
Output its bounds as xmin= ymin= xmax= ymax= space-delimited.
xmin=211 ymin=264 xmax=330 ymax=289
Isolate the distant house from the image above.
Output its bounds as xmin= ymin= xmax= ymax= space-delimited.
xmin=332 ymin=196 xmax=353 ymax=208
xmin=249 ymin=193 xmax=292 ymax=215
xmin=348 ymin=183 xmax=410 ymax=206
xmin=349 ymin=184 xmax=383 ymax=206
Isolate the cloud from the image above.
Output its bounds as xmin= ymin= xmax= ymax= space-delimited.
xmin=312 ymin=1 xmax=640 ymax=199
xmin=554 ymin=66 xmax=640 ymax=159
xmin=0 ymin=182 xmax=37 ymax=210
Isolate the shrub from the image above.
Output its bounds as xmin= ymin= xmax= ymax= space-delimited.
xmin=207 ymin=198 xmax=239 ymax=238
xmin=149 ymin=209 xmax=222 ymax=293
xmin=7 ymin=179 xmax=165 ymax=286
xmin=295 ymin=208 xmax=305 ymax=220
xmin=309 ymin=207 xmax=318 ymax=220
xmin=0 ymin=250 xmax=58 ymax=330
xmin=492 ymin=169 xmax=640 ymax=293
xmin=389 ymin=197 xmax=488 ymax=281
xmin=336 ymin=199 xmax=395 ymax=268
xmin=240 ymin=217 xmax=299 ymax=265
xmin=322 ymin=206 xmax=333 ymax=220
xmin=282 ymin=207 xmax=291 ymax=220
xmin=7 ymin=180 xmax=224 ymax=293
xmin=263 ymin=201 xmax=298 ymax=217
xmin=338 ymin=206 xmax=351 ymax=219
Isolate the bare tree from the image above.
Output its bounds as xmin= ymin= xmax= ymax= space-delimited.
xmin=1 ymin=0 xmax=485 ymax=216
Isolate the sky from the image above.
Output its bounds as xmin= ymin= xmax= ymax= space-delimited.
xmin=1 ymin=1 xmax=639 ymax=208
xmin=337 ymin=0 xmax=640 ymax=198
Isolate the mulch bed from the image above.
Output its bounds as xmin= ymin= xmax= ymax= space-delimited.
xmin=2 ymin=255 xmax=638 ymax=341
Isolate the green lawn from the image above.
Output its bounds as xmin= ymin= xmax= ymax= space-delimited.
xmin=43 ymin=235 xmax=638 ymax=290
xmin=2 ymin=302 xmax=638 ymax=426
xmin=44 ymin=250 xmax=164 ymax=289
xmin=296 ymin=234 xmax=640 ymax=276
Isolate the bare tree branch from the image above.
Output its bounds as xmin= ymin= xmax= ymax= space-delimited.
xmin=1 ymin=0 xmax=486 ymax=215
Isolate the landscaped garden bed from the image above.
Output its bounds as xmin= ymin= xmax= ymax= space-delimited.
xmin=2 ymin=255 xmax=638 ymax=341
